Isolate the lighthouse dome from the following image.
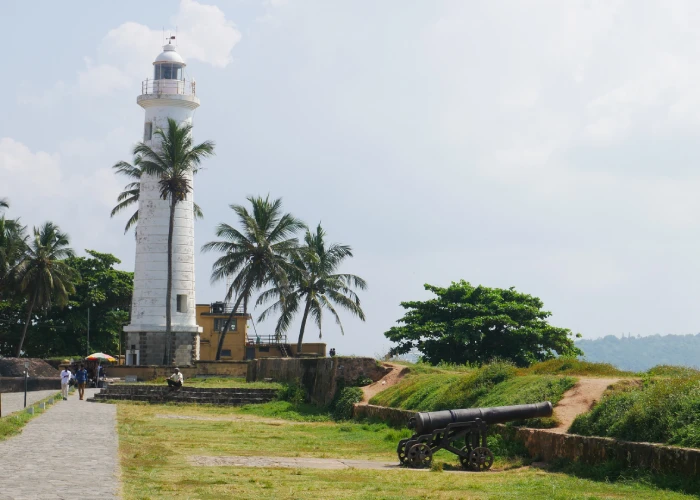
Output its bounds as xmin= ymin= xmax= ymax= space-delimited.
xmin=154 ymin=43 xmax=186 ymax=65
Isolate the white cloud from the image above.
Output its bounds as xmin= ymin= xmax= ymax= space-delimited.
xmin=57 ymin=1 xmax=241 ymax=98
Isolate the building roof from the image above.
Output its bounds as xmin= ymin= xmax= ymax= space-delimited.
xmin=154 ymin=43 xmax=186 ymax=65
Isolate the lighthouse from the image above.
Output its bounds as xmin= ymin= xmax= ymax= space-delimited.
xmin=124 ymin=40 xmax=202 ymax=366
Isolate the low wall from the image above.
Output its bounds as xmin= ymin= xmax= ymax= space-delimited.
xmin=353 ymin=404 xmax=415 ymax=428
xmin=106 ymin=361 xmax=248 ymax=381
xmin=354 ymin=403 xmax=700 ymax=476
xmin=0 ymin=377 xmax=61 ymax=393
xmin=247 ymin=357 xmax=389 ymax=406
xmin=491 ymin=425 xmax=700 ymax=477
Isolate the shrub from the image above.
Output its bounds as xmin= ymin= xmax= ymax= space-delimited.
xmin=331 ymin=387 xmax=363 ymax=420
xmin=354 ymin=376 xmax=373 ymax=387
xmin=278 ymin=381 xmax=306 ymax=407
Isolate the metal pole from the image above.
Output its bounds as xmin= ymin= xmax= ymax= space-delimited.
xmin=87 ymin=308 xmax=90 ymax=356
xmin=23 ymin=370 xmax=27 ymax=408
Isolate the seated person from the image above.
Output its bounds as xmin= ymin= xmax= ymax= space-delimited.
xmin=167 ymin=368 xmax=183 ymax=389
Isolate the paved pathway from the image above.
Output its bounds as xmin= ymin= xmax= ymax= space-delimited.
xmin=0 ymin=390 xmax=61 ymax=418
xmin=0 ymin=388 xmax=120 ymax=499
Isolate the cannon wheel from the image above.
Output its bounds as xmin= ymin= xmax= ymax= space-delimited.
xmin=408 ymin=443 xmax=433 ymax=468
xmin=458 ymin=447 xmax=472 ymax=470
xmin=397 ymin=439 xmax=409 ymax=464
xmin=469 ymin=447 xmax=494 ymax=471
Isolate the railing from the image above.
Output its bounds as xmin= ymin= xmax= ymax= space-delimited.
xmin=210 ymin=302 xmax=245 ymax=315
xmin=141 ymin=78 xmax=196 ymax=97
xmin=246 ymin=334 xmax=288 ymax=345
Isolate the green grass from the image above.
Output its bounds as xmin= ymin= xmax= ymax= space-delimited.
xmin=0 ymin=391 xmax=62 ymax=440
xmin=645 ymin=365 xmax=700 ymax=377
xmin=370 ymin=362 xmax=575 ymax=427
xmin=117 ymin=402 xmax=698 ymax=499
xmin=570 ymin=374 xmax=700 ymax=447
xmin=136 ymin=377 xmax=282 ymax=390
xmin=523 ymin=358 xmax=634 ymax=377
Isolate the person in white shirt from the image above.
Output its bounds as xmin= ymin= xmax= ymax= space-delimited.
xmin=167 ymin=368 xmax=183 ymax=389
xmin=60 ymin=368 xmax=72 ymax=400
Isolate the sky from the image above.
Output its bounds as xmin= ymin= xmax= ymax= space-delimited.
xmin=2 ymin=0 xmax=700 ymax=357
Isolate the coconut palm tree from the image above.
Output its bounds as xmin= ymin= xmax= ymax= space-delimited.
xmin=202 ymin=196 xmax=305 ymax=360
xmin=257 ymin=224 xmax=367 ymax=353
xmin=0 ymin=202 xmax=28 ymax=299
xmin=111 ymin=156 xmax=204 ymax=234
xmin=14 ymin=222 xmax=78 ymax=356
xmin=132 ymin=118 xmax=214 ymax=354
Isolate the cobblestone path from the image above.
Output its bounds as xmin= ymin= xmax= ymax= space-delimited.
xmin=0 ymin=388 xmax=119 ymax=499
xmin=0 ymin=390 xmax=61 ymax=417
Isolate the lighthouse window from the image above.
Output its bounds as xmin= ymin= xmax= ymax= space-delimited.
xmin=177 ymin=294 xmax=187 ymax=313
xmin=144 ymin=122 xmax=152 ymax=141
xmin=154 ymin=63 xmax=184 ymax=80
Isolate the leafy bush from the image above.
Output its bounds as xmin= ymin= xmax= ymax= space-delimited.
xmin=570 ymin=375 xmax=700 ymax=447
xmin=646 ymin=365 xmax=700 ymax=378
xmin=331 ymin=387 xmax=363 ymax=420
xmin=277 ymin=381 xmax=307 ymax=407
xmin=354 ymin=376 xmax=373 ymax=387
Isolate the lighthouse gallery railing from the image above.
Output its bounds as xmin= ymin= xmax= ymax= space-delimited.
xmin=141 ymin=78 xmax=196 ymax=97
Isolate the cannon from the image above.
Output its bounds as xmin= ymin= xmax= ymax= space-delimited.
xmin=397 ymin=402 xmax=552 ymax=470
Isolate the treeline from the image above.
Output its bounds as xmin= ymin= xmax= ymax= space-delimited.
xmin=0 ymin=199 xmax=132 ymax=358
xmin=577 ymin=334 xmax=700 ymax=371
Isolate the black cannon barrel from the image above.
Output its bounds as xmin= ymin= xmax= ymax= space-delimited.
xmin=407 ymin=401 xmax=553 ymax=434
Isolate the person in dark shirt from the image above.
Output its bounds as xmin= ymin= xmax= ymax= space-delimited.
xmin=75 ymin=364 xmax=88 ymax=400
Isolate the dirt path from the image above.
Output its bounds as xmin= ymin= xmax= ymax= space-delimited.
xmin=550 ymin=377 xmax=621 ymax=433
xmin=359 ymin=362 xmax=409 ymax=404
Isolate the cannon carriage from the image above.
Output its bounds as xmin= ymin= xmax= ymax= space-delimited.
xmin=397 ymin=401 xmax=552 ymax=470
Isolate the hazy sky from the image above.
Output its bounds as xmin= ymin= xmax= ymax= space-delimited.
xmin=2 ymin=0 xmax=700 ymax=357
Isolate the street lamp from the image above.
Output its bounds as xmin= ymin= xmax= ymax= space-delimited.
xmin=23 ymin=360 xmax=29 ymax=408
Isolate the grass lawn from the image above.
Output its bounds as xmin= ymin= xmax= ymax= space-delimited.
xmin=118 ymin=402 xmax=695 ymax=499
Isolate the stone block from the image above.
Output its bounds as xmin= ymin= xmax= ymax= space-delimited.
xmin=26 ymin=407 xmax=34 ymax=415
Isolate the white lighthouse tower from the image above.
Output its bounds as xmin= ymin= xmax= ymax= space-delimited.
xmin=124 ymin=40 xmax=202 ymax=366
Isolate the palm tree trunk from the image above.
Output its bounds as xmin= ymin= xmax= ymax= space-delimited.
xmin=165 ymin=197 xmax=176 ymax=365
xmin=16 ymin=290 xmax=38 ymax=357
xmin=215 ymin=293 xmax=245 ymax=361
xmin=297 ymin=298 xmax=312 ymax=354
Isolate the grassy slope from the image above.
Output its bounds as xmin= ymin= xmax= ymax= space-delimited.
xmin=369 ymin=362 xmax=576 ymax=427
xmin=117 ymin=402 xmax=695 ymax=499
xmin=570 ymin=373 xmax=700 ymax=447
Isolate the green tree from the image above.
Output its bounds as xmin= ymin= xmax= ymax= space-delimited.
xmin=26 ymin=250 xmax=133 ymax=357
xmin=202 ymin=196 xmax=304 ymax=360
xmin=110 ymin=155 xmax=205 ymax=234
xmin=0 ymin=201 xmax=28 ymax=300
xmin=258 ymin=224 xmax=367 ymax=353
xmin=384 ymin=281 xmax=582 ymax=367
xmin=132 ymin=118 xmax=214 ymax=362
xmin=14 ymin=222 xmax=79 ymax=356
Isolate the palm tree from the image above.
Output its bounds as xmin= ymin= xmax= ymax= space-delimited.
xmin=14 ymin=222 xmax=78 ymax=356
xmin=111 ymin=155 xmax=205 ymax=234
xmin=258 ymin=224 xmax=367 ymax=353
xmin=0 ymin=201 xmax=28 ymax=299
xmin=0 ymin=198 xmax=8 ymax=211
xmin=202 ymin=196 xmax=305 ymax=360
xmin=133 ymin=118 xmax=214 ymax=357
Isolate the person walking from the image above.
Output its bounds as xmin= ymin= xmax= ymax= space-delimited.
xmin=166 ymin=368 xmax=183 ymax=390
xmin=59 ymin=367 xmax=72 ymax=400
xmin=75 ymin=364 xmax=88 ymax=400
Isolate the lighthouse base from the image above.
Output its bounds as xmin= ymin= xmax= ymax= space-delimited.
xmin=124 ymin=327 xmax=201 ymax=367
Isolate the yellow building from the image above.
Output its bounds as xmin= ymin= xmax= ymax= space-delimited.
xmin=196 ymin=302 xmax=326 ymax=360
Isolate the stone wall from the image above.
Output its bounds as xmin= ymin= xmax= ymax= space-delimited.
xmin=491 ymin=425 xmax=700 ymax=477
xmin=354 ymin=403 xmax=700 ymax=476
xmin=126 ymin=331 xmax=198 ymax=366
xmin=247 ymin=357 xmax=389 ymax=406
xmin=0 ymin=377 xmax=61 ymax=393
xmin=352 ymin=404 xmax=415 ymax=428
xmin=107 ymin=360 xmax=248 ymax=381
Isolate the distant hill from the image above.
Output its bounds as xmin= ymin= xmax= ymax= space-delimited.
xmin=576 ymin=334 xmax=700 ymax=372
